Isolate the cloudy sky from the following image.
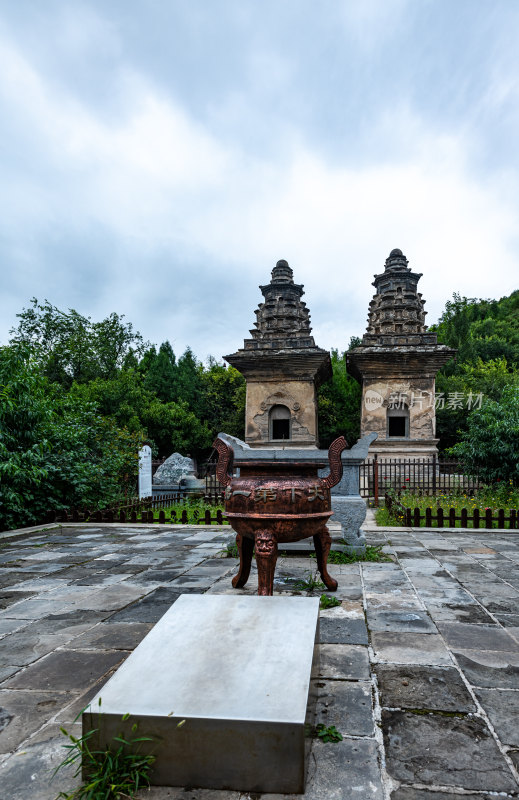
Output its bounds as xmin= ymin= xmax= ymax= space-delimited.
xmin=1 ymin=1 xmax=518 ymax=361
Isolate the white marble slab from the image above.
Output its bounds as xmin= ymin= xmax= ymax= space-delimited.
xmin=83 ymin=594 xmax=319 ymax=793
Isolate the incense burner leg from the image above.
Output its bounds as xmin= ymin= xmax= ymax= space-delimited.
xmin=254 ymin=530 xmax=278 ymax=596
xmin=232 ymin=533 xmax=254 ymax=589
xmin=313 ymin=527 xmax=338 ymax=592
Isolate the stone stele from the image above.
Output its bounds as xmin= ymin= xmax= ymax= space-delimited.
xmin=153 ymin=453 xmax=195 ymax=485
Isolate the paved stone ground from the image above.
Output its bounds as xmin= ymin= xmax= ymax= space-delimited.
xmin=0 ymin=520 xmax=519 ymax=799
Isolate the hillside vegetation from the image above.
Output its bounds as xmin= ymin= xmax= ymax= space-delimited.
xmin=1 ymin=291 xmax=517 ymax=529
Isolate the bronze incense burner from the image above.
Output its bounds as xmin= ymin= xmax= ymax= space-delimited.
xmin=213 ymin=434 xmax=348 ymax=596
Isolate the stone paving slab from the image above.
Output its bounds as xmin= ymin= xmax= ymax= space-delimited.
xmin=315 ymin=644 xmax=370 ymax=680
xmin=390 ymin=790 xmax=515 ymax=800
xmin=474 ymin=688 xmax=519 ymax=746
xmin=452 ymin=648 xmax=519 ymax=688
xmin=375 ymin=664 xmax=476 ymax=712
xmin=0 ymin=689 xmax=69 ymax=753
xmin=437 ymin=620 xmax=519 ymax=651
xmin=382 ymin=709 xmax=518 ymax=792
xmin=314 ymin=679 xmax=373 ymax=735
xmin=4 ymin=649 xmax=128 ymax=691
xmin=371 ymin=632 xmax=452 ymax=665
xmin=366 ymin=609 xmax=437 ymax=633
xmin=1 ymin=522 xmax=519 ymax=798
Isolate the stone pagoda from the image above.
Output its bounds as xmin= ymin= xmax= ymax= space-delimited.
xmin=347 ymin=248 xmax=455 ymax=459
xmin=225 ymin=259 xmax=331 ymax=448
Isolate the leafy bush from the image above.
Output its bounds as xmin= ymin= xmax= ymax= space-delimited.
xmin=0 ymin=345 xmax=142 ymax=531
xmin=447 ymin=385 xmax=519 ymax=484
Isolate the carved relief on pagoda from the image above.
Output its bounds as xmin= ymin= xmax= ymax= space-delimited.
xmin=360 ymin=377 xmax=436 ymax=441
xmin=246 ymin=380 xmax=315 ymax=446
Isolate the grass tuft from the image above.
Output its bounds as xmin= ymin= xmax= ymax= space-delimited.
xmin=327 ymin=545 xmax=392 ymax=564
xmin=292 ymin=572 xmax=326 ymax=592
xmin=319 ymin=594 xmax=341 ymax=609
xmin=52 ymin=702 xmax=166 ymax=800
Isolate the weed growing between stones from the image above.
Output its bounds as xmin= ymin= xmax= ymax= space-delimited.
xmin=319 ymin=594 xmax=341 ymax=609
xmin=314 ymin=723 xmax=343 ymax=743
xmin=221 ymin=541 xmax=239 ymax=558
xmin=292 ymin=572 xmax=326 ymax=592
xmin=53 ymin=700 xmax=166 ymax=800
xmin=325 ymin=545 xmax=392 ymax=564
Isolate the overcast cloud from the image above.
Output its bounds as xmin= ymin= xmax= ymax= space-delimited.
xmin=1 ymin=1 xmax=518 ymax=361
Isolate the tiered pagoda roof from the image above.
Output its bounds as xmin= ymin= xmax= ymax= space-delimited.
xmin=348 ymin=249 xmax=455 ymax=379
xmin=225 ymin=260 xmax=331 ymax=384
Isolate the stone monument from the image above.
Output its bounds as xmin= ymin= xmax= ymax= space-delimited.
xmin=138 ymin=445 xmax=152 ymax=499
xmin=153 ymin=453 xmax=197 ymax=486
xmin=225 ymin=260 xmax=331 ymax=448
xmin=347 ymin=249 xmax=456 ymax=459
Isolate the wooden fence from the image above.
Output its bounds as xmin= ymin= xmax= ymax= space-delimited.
xmin=49 ymin=506 xmax=226 ymax=525
xmin=361 ymin=456 xmax=482 ymax=503
xmin=40 ymin=493 xmax=227 ymax=527
xmin=385 ymin=493 xmax=519 ymax=530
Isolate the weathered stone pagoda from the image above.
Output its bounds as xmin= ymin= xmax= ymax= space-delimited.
xmin=347 ymin=248 xmax=455 ymax=459
xmin=225 ymin=259 xmax=331 ymax=448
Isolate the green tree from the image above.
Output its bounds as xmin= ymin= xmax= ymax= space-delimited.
xmin=174 ymin=347 xmax=206 ymax=414
xmin=71 ymin=370 xmax=154 ymax=433
xmin=436 ymin=357 xmax=518 ymax=452
xmin=141 ymin=399 xmax=212 ymax=457
xmin=432 ymin=290 xmax=519 ymax=369
xmin=0 ymin=344 xmax=54 ymax=529
xmin=201 ymin=360 xmax=245 ymax=439
xmin=10 ymin=299 xmax=149 ymax=385
xmin=0 ymin=344 xmax=142 ymax=531
xmin=72 ymin=369 xmax=213 ymax=459
xmin=318 ymin=350 xmax=361 ymax=447
xmin=143 ymin=341 xmax=177 ymax=402
xmin=447 ymin=385 xmax=519 ymax=484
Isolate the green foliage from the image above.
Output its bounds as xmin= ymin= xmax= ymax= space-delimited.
xmin=326 ymin=546 xmax=392 ymax=564
xmin=447 ymin=385 xmax=519 ymax=484
xmin=151 ymin=498 xmax=227 ymax=524
xmin=374 ymin=506 xmax=396 ymax=527
xmin=71 ymin=370 xmax=153 ymax=434
xmin=435 ymin=357 xmax=519 ymax=451
xmin=200 ymin=359 xmax=245 ymax=439
xmin=319 ymin=594 xmax=341 ymax=609
xmin=430 ymin=291 xmax=519 ymax=455
xmin=314 ymin=724 xmax=343 ymax=743
xmin=0 ymin=344 xmax=54 ymax=528
xmin=142 ymin=341 xmax=176 ymax=402
xmin=141 ymin=399 xmax=212 ymax=456
xmin=432 ymin=291 xmax=519 ymax=368
xmin=53 ymin=706 xmax=157 ymax=800
xmin=11 ymin=299 xmax=149 ymax=386
xmin=0 ymin=344 xmax=142 ymax=531
xmin=221 ymin=541 xmax=239 ymax=558
xmin=379 ymin=483 xmax=519 ymax=527
xmin=71 ymin=369 xmax=212 ymax=459
xmin=318 ymin=349 xmax=361 ymax=447
xmin=292 ymin=572 xmax=326 ymax=592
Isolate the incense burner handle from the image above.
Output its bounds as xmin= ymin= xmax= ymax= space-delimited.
xmin=321 ymin=435 xmax=348 ymax=489
xmin=213 ymin=437 xmax=235 ymax=487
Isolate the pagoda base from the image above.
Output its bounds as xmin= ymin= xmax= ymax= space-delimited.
xmin=365 ymin=438 xmax=439 ymax=461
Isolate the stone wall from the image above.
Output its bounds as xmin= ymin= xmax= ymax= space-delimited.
xmin=245 ymin=379 xmax=317 ymax=447
xmin=361 ymin=376 xmax=436 ymax=440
